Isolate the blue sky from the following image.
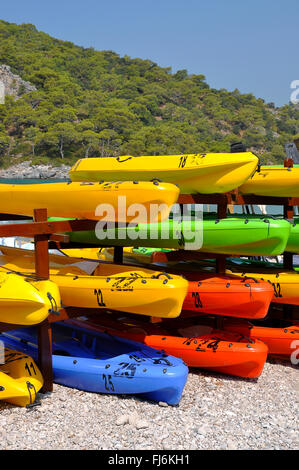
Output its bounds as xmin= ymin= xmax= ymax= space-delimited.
xmin=1 ymin=0 xmax=298 ymax=106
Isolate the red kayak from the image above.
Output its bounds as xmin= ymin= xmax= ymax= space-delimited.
xmin=67 ymin=315 xmax=269 ymax=378
xmin=221 ymin=318 xmax=299 ymax=359
xmin=180 ymin=272 xmax=273 ymax=319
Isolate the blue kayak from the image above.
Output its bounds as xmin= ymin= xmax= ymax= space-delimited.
xmin=0 ymin=322 xmax=188 ymax=405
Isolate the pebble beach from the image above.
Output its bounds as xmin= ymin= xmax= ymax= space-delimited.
xmin=0 ymin=357 xmax=297 ymax=451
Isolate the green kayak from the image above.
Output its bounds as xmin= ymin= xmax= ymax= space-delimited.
xmin=51 ymin=217 xmax=291 ymax=256
xmin=286 ymin=218 xmax=299 ymax=253
xmin=227 ymin=256 xmax=299 ymax=271
xmin=202 ymin=213 xmax=299 ymax=253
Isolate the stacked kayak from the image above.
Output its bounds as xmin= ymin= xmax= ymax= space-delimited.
xmin=0 ymin=246 xmax=188 ymax=319
xmin=69 ymin=152 xmax=259 ymax=194
xmin=0 ymin=322 xmax=188 ymax=405
xmin=11 ymin=246 xmax=273 ymax=319
xmin=109 ymin=246 xmax=299 ymax=308
xmin=239 ymin=166 xmax=299 ymax=197
xmin=0 ymin=348 xmax=43 ymax=407
xmin=1 ymin=149 xmax=298 ymax=407
xmin=0 ymin=181 xmax=179 ymax=222
xmin=220 ymin=319 xmax=299 ymax=358
xmin=179 ymin=271 xmax=273 ymax=319
xmin=55 ymin=217 xmax=291 ymax=256
xmin=46 ymin=246 xmax=275 ymax=319
xmin=226 ymin=266 xmax=299 ymax=306
xmin=204 ymin=213 xmax=299 ymax=254
xmin=0 ymin=270 xmax=61 ymax=325
xmin=66 ymin=316 xmax=268 ymax=379
xmin=147 ymin=252 xmax=299 ymax=307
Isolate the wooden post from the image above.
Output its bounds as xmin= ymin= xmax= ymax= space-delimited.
xmin=283 ymin=200 xmax=294 ymax=222
xmin=282 ymin=201 xmax=294 ymax=320
xmin=284 ymin=157 xmax=294 ymax=168
xmin=216 ymin=255 xmax=227 ymax=274
xmin=216 ymin=203 xmax=227 ymax=274
xmin=113 ymin=246 xmax=123 ymax=264
xmin=217 ymin=203 xmax=227 ymax=220
xmin=34 ymin=209 xmax=53 ymax=393
xmin=283 ymin=201 xmax=294 ymax=272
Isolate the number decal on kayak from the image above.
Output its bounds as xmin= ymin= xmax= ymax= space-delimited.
xmin=129 ymin=354 xmax=146 ymax=363
xmin=94 ymin=288 xmax=106 ymax=306
xmin=102 ymin=374 xmax=115 ymax=391
xmin=272 ymin=283 xmax=283 ymax=298
xmin=202 ymin=339 xmax=221 ymax=352
xmin=182 ymin=337 xmax=221 ymax=353
xmin=25 ymin=362 xmax=37 ymax=376
xmin=192 ymin=292 xmax=203 ymax=308
xmin=114 ymin=362 xmax=137 ymax=378
xmin=178 ymin=156 xmax=188 ymax=168
xmin=110 ymin=275 xmax=142 ymax=291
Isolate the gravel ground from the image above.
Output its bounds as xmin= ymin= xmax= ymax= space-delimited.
xmin=0 ymin=357 xmax=297 ymax=450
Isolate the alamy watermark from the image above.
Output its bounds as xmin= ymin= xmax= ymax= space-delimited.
xmin=290 ymin=340 xmax=299 ymax=365
xmin=290 ymin=80 xmax=299 ymax=104
xmin=94 ymin=200 xmax=203 ymax=250
xmin=0 ymin=80 xmax=4 ymax=105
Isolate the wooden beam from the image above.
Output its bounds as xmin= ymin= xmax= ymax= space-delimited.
xmin=48 ymin=307 xmax=111 ymax=323
xmin=0 ymin=214 xmax=31 ymax=221
xmin=34 ymin=209 xmax=53 ymax=393
xmin=0 ymin=218 xmax=97 ymax=238
xmin=178 ymin=193 xmax=299 ymax=207
xmin=0 ymin=322 xmax=31 ymax=332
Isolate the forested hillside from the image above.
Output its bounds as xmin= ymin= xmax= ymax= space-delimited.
xmin=0 ymin=19 xmax=298 ymax=167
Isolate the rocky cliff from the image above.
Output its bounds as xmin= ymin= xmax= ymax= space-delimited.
xmin=0 ymin=64 xmax=36 ymax=102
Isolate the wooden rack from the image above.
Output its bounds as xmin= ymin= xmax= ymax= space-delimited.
xmin=176 ymin=192 xmax=298 ymax=272
xmin=0 ymin=158 xmax=297 ymax=392
xmin=0 ymin=211 xmax=104 ymax=392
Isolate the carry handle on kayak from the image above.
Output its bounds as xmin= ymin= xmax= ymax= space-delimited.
xmin=47 ymin=292 xmax=60 ymax=315
xmin=116 ymin=156 xmax=133 ymax=163
xmin=152 ymin=272 xmax=173 ymax=281
xmin=241 ymin=276 xmax=259 ymax=284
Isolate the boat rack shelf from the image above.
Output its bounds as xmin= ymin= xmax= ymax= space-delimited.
xmin=176 ymin=190 xmax=298 ymax=271
xmin=0 ymin=209 xmax=105 ymax=393
xmin=0 ymin=164 xmax=298 ymax=393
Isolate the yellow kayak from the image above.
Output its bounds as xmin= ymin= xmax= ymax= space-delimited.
xmin=0 ymin=348 xmax=43 ymax=407
xmin=239 ymin=166 xmax=299 ymax=197
xmin=0 ymin=181 xmax=179 ymax=222
xmin=59 ymin=248 xmax=104 ymax=260
xmin=78 ymin=246 xmax=299 ymax=307
xmin=227 ymin=267 xmax=299 ymax=305
xmin=0 ymin=247 xmax=188 ymax=318
xmin=0 ymin=270 xmax=61 ymax=325
xmin=100 ymin=247 xmax=152 ymax=265
xmin=59 ymin=247 xmax=165 ymax=266
xmin=69 ymin=152 xmax=259 ymax=194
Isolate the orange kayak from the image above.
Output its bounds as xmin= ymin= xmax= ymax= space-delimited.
xmin=181 ymin=272 xmax=273 ymax=319
xmin=67 ymin=316 xmax=268 ymax=378
xmin=221 ymin=319 xmax=299 ymax=359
